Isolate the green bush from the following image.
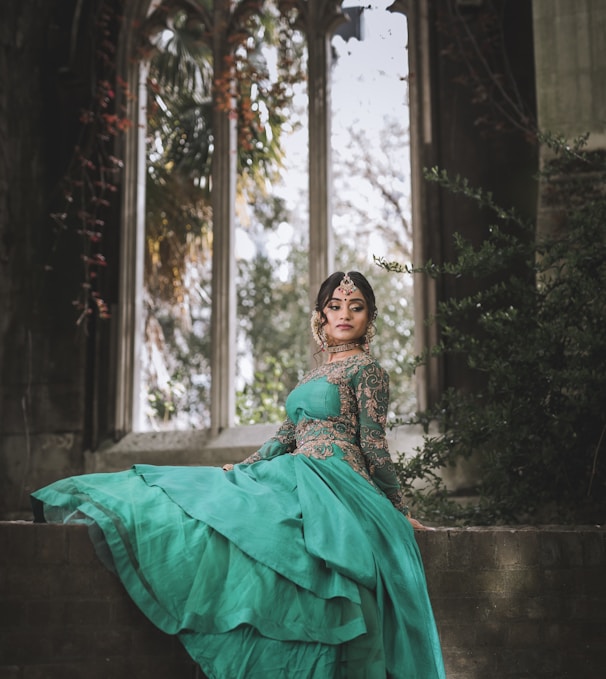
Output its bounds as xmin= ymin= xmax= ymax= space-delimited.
xmin=380 ymin=137 xmax=606 ymax=525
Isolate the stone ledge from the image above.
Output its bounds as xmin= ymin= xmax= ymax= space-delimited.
xmin=1 ymin=522 xmax=605 ymax=679
xmin=84 ymin=423 xmax=430 ymax=474
xmin=84 ymin=424 xmax=279 ymax=473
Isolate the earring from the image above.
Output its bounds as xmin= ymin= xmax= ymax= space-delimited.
xmin=364 ymin=320 xmax=376 ymax=352
xmin=310 ymin=310 xmax=328 ymax=350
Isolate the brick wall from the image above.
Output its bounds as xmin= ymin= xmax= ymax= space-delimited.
xmin=1 ymin=523 xmax=604 ymax=678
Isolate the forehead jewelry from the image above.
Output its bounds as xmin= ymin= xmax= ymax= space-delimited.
xmin=336 ymin=274 xmax=357 ymax=296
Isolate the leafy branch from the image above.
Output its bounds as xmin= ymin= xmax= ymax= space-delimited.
xmin=379 ymin=136 xmax=606 ymax=525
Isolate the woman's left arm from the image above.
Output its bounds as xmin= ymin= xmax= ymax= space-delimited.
xmin=355 ymin=362 xmax=410 ymax=516
xmin=234 ymin=416 xmax=296 ymax=467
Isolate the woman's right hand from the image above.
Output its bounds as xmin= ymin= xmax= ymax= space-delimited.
xmin=408 ymin=516 xmax=436 ymax=531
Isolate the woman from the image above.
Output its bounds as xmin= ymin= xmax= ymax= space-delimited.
xmin=32 ymin=271 xmax=446 ymax=679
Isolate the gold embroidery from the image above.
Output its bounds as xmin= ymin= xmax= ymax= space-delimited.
xmin=241 ymin=417 xmax=296 ymax=464
xmin=243 ymin=354 xmax=409 ymax=514
xmin=293 ymin=418 xmax=372 ymax=483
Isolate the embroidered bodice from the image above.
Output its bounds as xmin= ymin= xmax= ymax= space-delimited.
xmin=241 ymin=354 xmax=408 ymax=514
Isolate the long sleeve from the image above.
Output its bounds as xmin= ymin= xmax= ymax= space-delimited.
xmin=354 ymin=362 xmax=409 ymax=515
xmin=240 ymin=416 xmax=296 ymax=464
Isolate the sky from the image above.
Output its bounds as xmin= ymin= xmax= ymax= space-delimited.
xmin=333 ymin=1 xmax=409 ymax=132
xmin=235 ymin=1 xmax=410 ymax=268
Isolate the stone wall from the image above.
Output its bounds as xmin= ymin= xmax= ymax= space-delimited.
xmin=417 ymin=526 xmax=606 ymax=678
xmin=1 ymin=523 xmax=604 ymax=678
xmin=0 ymin=0 xmax=91 ymax=519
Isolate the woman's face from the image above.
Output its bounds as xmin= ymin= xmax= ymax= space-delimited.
xmin=322 ymin=289 xmax=370 ymax=345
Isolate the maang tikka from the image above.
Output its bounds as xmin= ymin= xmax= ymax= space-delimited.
xmin=336 ymin=273 xmax=357 ymax=296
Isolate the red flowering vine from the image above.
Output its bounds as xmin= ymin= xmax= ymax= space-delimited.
xmin=48 ymin=1 xmax=133 ymax=326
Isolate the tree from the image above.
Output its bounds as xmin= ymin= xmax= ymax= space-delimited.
xmin=333 ymin=120 xmax=412 ymax=256
xmin=380 ymin=137 xmax=606 ymax=525
xmin=144 ymin=2 xmax=304 ymax=304
xmin=236 ymin=245 xmax=310 ymax=424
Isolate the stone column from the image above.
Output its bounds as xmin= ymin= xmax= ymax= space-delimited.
xmin=210 ymin=1 xmax=237 ymax=435
xmin=114 ymin=0 xmax=158 ymax=435
xmin=306 ymin=0 xmax=345 ymax=309
xmin=285 ymin=0 xmax=345 ymax=360
xmin=533 ymin=0 xmax=606 ymax=238
xmin=393 ymin=0 xmax=442 ymax=410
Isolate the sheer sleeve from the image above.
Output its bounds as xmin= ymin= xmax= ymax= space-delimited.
xmin=354 ymin=362 xmax=410 ymax=515
xmin=240 ymin=416 xmax=296 ymax=464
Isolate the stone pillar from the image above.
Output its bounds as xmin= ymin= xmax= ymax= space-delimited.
xmin=115 ymin=0 xmax=164 ymax=435
xmin=210 ymin=1 xmax=237 ymax=435
xmin=305 ymin=0 xmax=344 ymax=310
xmin=286 ymin=0 xmax=345 ymax=361
xmin=533 ymin=0 xmax=606 ymax=238
xmin=115 ymin=60 xmax=148 ymax=435
xmin=394 ymin=0 xmax=442 ymax=410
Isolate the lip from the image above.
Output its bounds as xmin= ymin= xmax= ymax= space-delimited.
xmin=336 ymin=324 xmax=353 ymax=329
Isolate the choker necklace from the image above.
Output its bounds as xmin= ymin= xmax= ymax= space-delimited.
xmin=326 ymin=341 xmax=363 ymax=354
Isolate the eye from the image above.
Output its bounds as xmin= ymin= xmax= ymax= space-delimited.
xmin=351 ymin=305 xmax=365 ymax=312
xmin=327 ymin=304 xmax=340 ymax=311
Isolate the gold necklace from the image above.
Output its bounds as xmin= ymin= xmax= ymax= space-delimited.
xmin=326 ymin=341 xmax=363 ymax=354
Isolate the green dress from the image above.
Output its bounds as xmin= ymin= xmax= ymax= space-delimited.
xmin=32 ymin=353 xmax=446 ymax=679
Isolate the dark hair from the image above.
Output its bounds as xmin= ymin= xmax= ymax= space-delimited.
xmin=314 ymin=270 xmax=377 ymax=321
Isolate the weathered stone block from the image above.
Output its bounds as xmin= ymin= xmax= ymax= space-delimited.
xmin=30 ymin=600 xmax=70 ymax=628
xmin=0 ymin=521 xmax=36 ymax=563
xmin=515 ymin=529 xmax=541 ymax=566
xmin=35 ymin=523 xmax=68 ymax=564
xmin=506 ymin=620 xmax=543 ymax=647
xmin=539 ymin=530 xmax=584 ymax=568
xmin=64 ymin=599 xmax=113 ymax=626
xmin=475 ymin=620 xmax=509 ymax=647
xmin=90 ymin=626 xmax=133 ymax=657
xmin=0 ymin=599 xmax=24 ymax=628
xmin=500 ymin=568 xmax=543 ymax=596
xmin=67 ymin=524 xmax=99 ymax=565
xmin=582 ymin=531 xmax=606 ymax=565
xmin=438 ymin=621 xmax=479 ymax=648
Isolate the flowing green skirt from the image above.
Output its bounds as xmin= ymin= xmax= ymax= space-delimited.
xmin=32 ymin=453 xmax=445 ymax=678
